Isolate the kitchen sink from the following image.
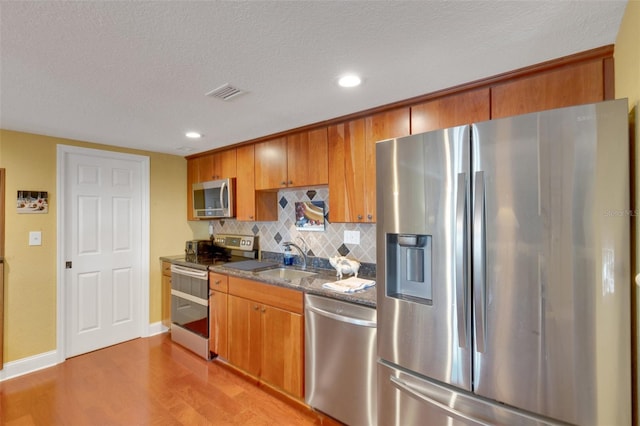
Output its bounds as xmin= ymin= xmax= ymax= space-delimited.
xmin=255 ymin=267 xmax=317 ymax=281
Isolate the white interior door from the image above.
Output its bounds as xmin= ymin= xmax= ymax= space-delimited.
xmin=60 ymin=146 xmax=148 ymax=358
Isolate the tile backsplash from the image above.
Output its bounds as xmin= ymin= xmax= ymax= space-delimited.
xmin=203 ymin=187 xmax=377 ymax=266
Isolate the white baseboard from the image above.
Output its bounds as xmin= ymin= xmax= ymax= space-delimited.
xmin=147 ymin=321 xmax=169 ymax=336
xmin=0 ymin=349 xmax=60 ymax=382
xmin=1 ymin=323 xmax=169 ymax=382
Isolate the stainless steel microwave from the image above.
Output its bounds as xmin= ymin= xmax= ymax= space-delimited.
xmin=192 ymin=178 xmax=234 ymax=218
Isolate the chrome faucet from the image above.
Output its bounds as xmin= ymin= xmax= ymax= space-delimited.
xmin=282 ymin=241 xmax=308 ymax=269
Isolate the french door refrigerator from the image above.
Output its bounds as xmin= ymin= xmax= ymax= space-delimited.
xmin=376 ymin=99 xmax=631 ymax=426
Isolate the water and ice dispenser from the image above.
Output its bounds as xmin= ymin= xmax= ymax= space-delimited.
xmin=386 ymin=234 xmax=432 ymax=304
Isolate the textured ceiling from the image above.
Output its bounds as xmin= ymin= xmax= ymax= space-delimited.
xmin=0 ymin=1 xmax=628 ymax=155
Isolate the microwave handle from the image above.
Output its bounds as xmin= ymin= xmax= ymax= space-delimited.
xmin=220 ymin=180 xmax=227 ymax=208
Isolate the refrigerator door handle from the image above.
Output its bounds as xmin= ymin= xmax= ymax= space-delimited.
xmin=455 ymin=172 xmax=468 ymax=348
xmin=389 ymin=376 xmax=492 ymax=426
xmin=473 ymin=170 xmax=487 ymax=353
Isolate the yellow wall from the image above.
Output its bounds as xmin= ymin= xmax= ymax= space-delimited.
xmin=0 ymin=129 xmax=195 ymax=362
xmin=615 ymin=0 xmax=640 ymax=420
xmin=616 ymin=0 xmax=640 ymax=109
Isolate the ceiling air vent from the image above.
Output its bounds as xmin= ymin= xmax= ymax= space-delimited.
xmin=205 ymin=83 xmax=246 ymax=101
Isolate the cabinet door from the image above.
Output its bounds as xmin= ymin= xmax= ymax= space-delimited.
xmin=261 ymin=305 xmax=304 ymax=398
xmin=195 ymin=155 xmax=215 ymax=182
xmin=228 ymin=295 xmax=262 ymax=376
xmin=236 ymin=145 xmax=257 ymax=221
xmin=193 ymin=150 xmax=237 ymax=182
xmin=209 ymin=290 xmax=228 ymax=359
xmin=161 ymin=274 xmax=171 ymax=328
xmin=411 ymin=89 xmax=490 ymax=133
xmin=364 ymin=108 xmax=410 ymax=223
xmin=213 ymin=149 xmax=237 ymax=179
xmin=328 ymin=119 xmax=366 ymax=222
xmin=255 ymin=137 xmax=288 ymax=190
xmin=186 ymin=159 xmax=198 ymax=221
xmin=287 ymin=128 xmax=328 ymax=187
xmin=491 ymin=60 xmax=604 ymax=119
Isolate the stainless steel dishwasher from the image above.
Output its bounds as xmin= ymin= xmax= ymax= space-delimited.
xmin=305 ymin=293 xmax=377 ymax=426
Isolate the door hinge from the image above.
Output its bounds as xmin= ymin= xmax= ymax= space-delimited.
xmin=65 ymin=261 xmax=72 ymax=269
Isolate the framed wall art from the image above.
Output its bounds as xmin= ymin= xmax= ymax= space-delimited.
xmin=295 ymin=201 xmax=325 ymax=232
xmin=17 ymin=190 xmax=48 ymax=214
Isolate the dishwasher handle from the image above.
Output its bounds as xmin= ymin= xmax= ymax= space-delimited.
xmin=306 ymin=304 xmax=377 ymax=328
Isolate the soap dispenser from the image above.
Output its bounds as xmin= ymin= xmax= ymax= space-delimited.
xmin=283 ymin=245 xmax=294 ymax=266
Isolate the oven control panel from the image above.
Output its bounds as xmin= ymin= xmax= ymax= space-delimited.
xmin=213 ymin=234 xmax=257 ymax=251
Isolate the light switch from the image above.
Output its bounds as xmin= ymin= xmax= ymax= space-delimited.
xmin=344 ymin=230 xmax=360 ymax=245
xmin=29 ymin=231 xmax=42 ymax=246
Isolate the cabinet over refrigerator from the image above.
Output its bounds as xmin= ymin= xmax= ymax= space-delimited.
xmin=376 ymin=99 xmax=631 ymax=425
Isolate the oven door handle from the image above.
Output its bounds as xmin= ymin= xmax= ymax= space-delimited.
xmin=171 ymin=289 xmax=209 ymax=307
xmin=170 ymin=265 xmax=208 ymax=279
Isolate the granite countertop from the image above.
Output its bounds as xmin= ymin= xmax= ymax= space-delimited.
xmin=161 ymin=255 xmax=376 ymax=308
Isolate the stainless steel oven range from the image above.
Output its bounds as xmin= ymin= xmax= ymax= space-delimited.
xmin=170 ymin=234 xmax=260 ymax=359
xmin=170 ymin=264 xmax=210 ymax=359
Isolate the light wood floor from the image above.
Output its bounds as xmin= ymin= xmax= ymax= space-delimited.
xmin=0 ymin=333 xmax=337 ymax=425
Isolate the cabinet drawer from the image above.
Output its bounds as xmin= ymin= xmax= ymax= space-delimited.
xmin=228 ymin=277 xmax=303 ymax=314
xmin=209 ymin=272 xmax=229 ymax=293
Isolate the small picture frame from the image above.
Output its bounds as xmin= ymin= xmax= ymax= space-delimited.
xmin=17 ymin=190 xmax=48 ymax=214
xmin=295 ymin=201 xmax=325 ymax=232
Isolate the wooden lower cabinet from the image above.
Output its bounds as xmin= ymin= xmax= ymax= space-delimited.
xmin=260 ymin=304 xmax=304 ymax=396
xmin=228 ymin=295 xmax=262 ymax=376
xmin=209 ymin=272 xmax=229 ymax=359
xmin=161 ymin=262 xmax=172 ymax=329
xmin=227 ymin=277 xmax=304 ymax=399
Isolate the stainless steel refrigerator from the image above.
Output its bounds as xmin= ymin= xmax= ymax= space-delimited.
xmin=376 ymin=99 xmax=631 ymax=426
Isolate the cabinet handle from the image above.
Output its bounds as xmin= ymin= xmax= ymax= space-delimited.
xmin=288 ymin=180 xmax=293 ymax=185
xmin=367 ymin=214 xmax=373 ymax=220
xmin=253 ymin=305 xmax=259 ymax=311
xmin=261 ymin=307 xmax=266 ymax=313
xmin=214 ymin=280 xmax=221 ymax=286
xmin=357 ymin=214 xmax=363 ymax=220
xmin=249 ymin=215 xmax=254 ymax=220
xmin=281 ymin=181 xmax=287 ymax=186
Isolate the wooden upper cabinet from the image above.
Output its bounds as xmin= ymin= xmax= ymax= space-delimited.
xmin=364 ymin=108 xmax=410 ymax=223
xmin=197 ymin=149 xmax=237 ymax=181
xmin=287 ymin=127 xmax=328 ymax=187
xmin=236 ymin=144 xmax=257 ymax=221
xmin=254 ymin=137 xmax=288 ymax=190
xmin=366 ymin=108 xmax=411 ymax=142
xmin=255 ymin=129 xmax=329 ymax=190
xmin=328 ymin=118 xmax=367 ymax=223
xmin=491 ymin=60 xmax=605 ymax=119
xmin=236 ymin=144 xmax=278 ymax=222
xmin=411 ymin=88 xmax=491 ymax=133
xmin=328 ymin=108 xmax=409 ymax=223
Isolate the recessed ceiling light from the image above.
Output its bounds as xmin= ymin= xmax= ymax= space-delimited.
xmin=338 ymin=74 xmax=362 ymax=88
xmin=185 ymin=132 xmax=202 ymax=139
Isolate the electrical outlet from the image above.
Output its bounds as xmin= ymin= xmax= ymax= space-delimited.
xmin=29 ymin=231 xmax=42 ymax=246
xmin=344 ymin=230 xmax=360 ymax=245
